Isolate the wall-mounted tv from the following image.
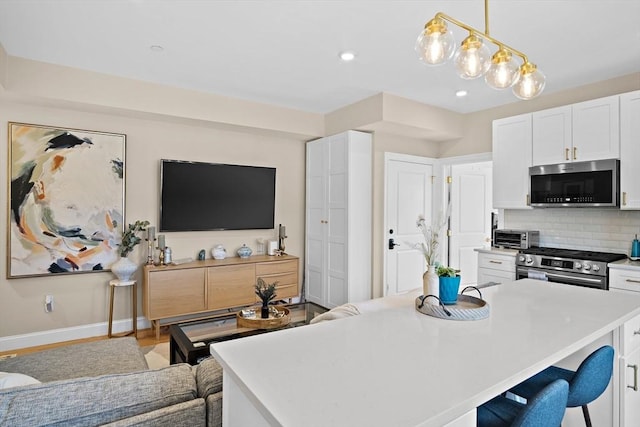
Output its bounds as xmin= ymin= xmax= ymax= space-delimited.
xmin=160 ymin=159 xmax=276 ymax=232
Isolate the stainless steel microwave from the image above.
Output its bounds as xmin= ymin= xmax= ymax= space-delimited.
xmin=529 ymin=159 xmax=620 ymax=207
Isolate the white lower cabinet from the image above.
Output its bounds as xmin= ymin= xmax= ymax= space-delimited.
xmin=609 ymin=265 xmax=640 ymax=427
xmin=476 ymin=250 xmax=516 ymax=286
xmin=621 ymin=346 xmax=640 ymax=427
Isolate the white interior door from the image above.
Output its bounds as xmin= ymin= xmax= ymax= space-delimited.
xmin=448 ymin=161 xmax=493 ymax=287
xmin=384 ymin=154 xmax=434 ymax=296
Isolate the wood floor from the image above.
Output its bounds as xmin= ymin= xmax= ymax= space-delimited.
xmin=0 ymin=327 xmax=170 ymax=358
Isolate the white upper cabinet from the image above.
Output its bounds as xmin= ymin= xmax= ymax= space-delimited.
xmin=571 ymin=95 xmax=620 ymax=161
xmin=492 ymin=114 xmax=532 ymax=209
xmin=620 ymin=90 xmax=640 ymax=210
xmin=532 ymin=95 xmax=620 ymax=166
xmin=532 ymin=106 xmax=571 ymax=165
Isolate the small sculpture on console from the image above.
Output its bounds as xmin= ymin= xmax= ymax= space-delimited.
xmin=255 ymin=277 xmax=278 ymax=319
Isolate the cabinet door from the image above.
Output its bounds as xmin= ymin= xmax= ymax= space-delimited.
xmin=620 ymin=347 xmax=640 ymax=427
xmin=572 ymin=95 xmax=620 ymax=161
xmin=326 ymin=134 xmax=349 ymax=307
xmin=305 ymin=139 xmax=327 ymax=306
xmin=207 ymin=264 xmax=255 ymax=310
xmin=147 ymin=268 xmax=206 ymax=318
xmin=532 ymin=106 xmax=572 ymax=165
xmin=620 ymin=90 xmax=640 ymax=210
xmin=492 ymin=114 xmax=532 ymax=209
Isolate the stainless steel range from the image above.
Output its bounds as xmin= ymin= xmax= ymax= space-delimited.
xmin=516 ymin=247 xmax=627 ymax=290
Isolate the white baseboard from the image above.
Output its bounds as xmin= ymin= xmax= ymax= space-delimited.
xmin=0 ymin=317 xmax=151 ymax=352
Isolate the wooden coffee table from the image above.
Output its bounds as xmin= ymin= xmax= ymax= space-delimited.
xmin=169 ymin=301 xmax=327 ymax=365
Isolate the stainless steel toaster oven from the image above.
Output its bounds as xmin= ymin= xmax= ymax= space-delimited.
xmin=493 ymin=229 xmax=539 ymax=249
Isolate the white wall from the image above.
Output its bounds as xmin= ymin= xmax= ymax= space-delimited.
xmin=0 ymin=99 xmax=306 ymax=349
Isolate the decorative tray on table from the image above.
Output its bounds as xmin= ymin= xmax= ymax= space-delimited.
xmin=236 ymin=306 xmax=291 ymax=329
xmin=415 ymin=286 xmax=490 ymax=321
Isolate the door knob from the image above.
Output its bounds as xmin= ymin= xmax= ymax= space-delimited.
xmin=388 ymin=238 xmax=400 ymax=250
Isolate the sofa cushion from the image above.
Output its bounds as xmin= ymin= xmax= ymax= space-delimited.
xmin=0 ymin=372 xmax=40 ymax=389
xmin=102 ymin=399 xmax=206 ymax=427
xmin=0 ymin=337 xmax=148 ymax=382
xmin=196 ymin=357 xmax=223 ymax=398
xmin=0 ymin=364 xmax=196 ymax=426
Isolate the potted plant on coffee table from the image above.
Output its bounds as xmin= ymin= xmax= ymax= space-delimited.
xmin=255 ymin=278 xmax=278 ymax=318
xmin=436 ymin=265 xmax=461 ymax=305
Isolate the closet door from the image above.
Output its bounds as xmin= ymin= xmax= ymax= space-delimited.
xmin=305 ymin=139 xmax=326 ymax=305
xmin=305 ymin=131 xmax=372 ymax=308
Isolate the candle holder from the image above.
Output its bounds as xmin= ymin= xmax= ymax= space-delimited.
xmin=146 ymin=238 xmax=156 ymax=265
xmin=157 ymin=247 xmax=166 ymax=266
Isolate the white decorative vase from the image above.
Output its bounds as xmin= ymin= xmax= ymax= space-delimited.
xmin=111 ymin=256 xmax=137 ymax=281
xmin=423 ymin=266 xmax=439 ymax=305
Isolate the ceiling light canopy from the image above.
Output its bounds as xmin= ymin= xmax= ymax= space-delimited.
xmin=415 ymin=0 xmax=545 ymax=100
xmin=340 ymin=51 xmax=356 ymax=62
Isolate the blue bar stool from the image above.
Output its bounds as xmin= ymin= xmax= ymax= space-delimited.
xmin=509 ymin=345 xmax=614 ymax=427
xmin=478 ymin=379 xmax=569 ymax=427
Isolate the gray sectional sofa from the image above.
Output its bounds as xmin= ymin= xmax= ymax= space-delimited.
xmin=0 ymin=337 xmax=223 ymax=426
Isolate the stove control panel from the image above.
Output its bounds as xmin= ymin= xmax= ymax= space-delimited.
xmin=517 ymin=255 xmax=608 ymax=276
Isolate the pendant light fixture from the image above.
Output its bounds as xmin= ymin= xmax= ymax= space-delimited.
xmin=415 ymin=0 xmax=545 ymax=100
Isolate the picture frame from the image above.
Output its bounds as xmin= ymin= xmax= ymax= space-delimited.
xmin=7 ymin=122 xmax=126 ymax=278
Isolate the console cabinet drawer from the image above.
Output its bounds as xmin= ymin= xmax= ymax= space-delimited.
xmin=256 ymin=259 xmax=298 ymax=276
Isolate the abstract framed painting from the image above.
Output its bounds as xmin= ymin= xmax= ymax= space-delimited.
xmin=7 ymin=122 xmax=126 ymax=278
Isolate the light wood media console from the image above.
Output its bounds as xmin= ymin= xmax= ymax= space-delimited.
xmin=142 ymin=254 xmax=299 ymax=339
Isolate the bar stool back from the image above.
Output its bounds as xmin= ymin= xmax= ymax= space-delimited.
xmin=477 ymin=379 xmax=569 ymax=427
xmin=509 ymin=345 xmax=614 ymax=427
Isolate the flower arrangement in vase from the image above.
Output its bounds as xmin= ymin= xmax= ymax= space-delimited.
xmin=436 ymin=265 xmax=461 ymax=305
xmin=255 ymin=277 xmax=278 ymax=318
xmin=112 ymin=220 xmax=150 ymax=281
xmin=417 ymin=214 xmax=448 ymax=303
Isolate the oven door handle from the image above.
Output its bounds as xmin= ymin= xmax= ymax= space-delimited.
xmin=522 ymin=269 xmax=604 ymax=285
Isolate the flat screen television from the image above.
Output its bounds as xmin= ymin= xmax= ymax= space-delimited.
xmin=160 ymin=159 xmax=276 ymax=231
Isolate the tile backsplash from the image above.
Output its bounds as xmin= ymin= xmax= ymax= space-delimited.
xmin=504 ymin=209 xmax=640 ymax=255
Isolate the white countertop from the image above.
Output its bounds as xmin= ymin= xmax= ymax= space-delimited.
xmin=210 ymin=279 xmax=640 ymax=427
xmin=609 ymin=258 xmax=640 ymax=271
xmin=474 ymin=247 xmax=519 ymax=256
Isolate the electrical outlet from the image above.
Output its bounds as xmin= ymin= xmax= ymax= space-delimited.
xmin=45 ymin=295 xmax=54 ymax=313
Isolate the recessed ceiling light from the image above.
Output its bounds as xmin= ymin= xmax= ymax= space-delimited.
xmin=339 ymin=51 xmax=356 ymax=62
xmin=150 ymin=45 xmax=164 ymax=52
xmin=456 ymin=90 xmax=468 ymax=98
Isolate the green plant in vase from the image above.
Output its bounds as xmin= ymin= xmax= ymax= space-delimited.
xmin=112 ymin=219 xmax=150 ymax=281
xmin=436 ymin=265 xmax=461 ymax=305
xmin=255 ymin=278 xmax=278 ymax=318
xmin=118 ymin=220 xmax=150 ymax=257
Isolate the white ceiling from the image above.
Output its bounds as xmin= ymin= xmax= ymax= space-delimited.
xmin=0 ymin=0 xmax=639 ymax=114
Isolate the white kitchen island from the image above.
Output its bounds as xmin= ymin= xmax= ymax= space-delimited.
xmin=210 ymin=279 xmax=640 ymax=427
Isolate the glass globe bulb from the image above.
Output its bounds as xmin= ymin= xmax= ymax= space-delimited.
xmin=415 ymin=18 xmax=456 ymax=66
xmin=484 ymin=48 xmax=519 ymax=89
xmin=454 ymin=34 xmax=491 ymax=79
xmin=513 ymin=63 xmax=546 ymax=100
